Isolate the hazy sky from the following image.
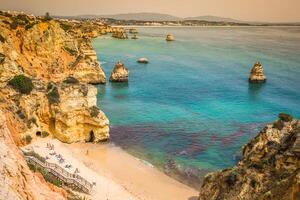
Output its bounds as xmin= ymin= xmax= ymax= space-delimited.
xmin=1 ymin=0 xmax=300 ymax=22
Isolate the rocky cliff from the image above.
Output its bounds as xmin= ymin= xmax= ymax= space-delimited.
xmin=0 ymin=11 xmax=110 ymax=144
xmin=199 ymin=114 xmax=300 ymax=200
xmin=0 ymin=110 xmax=67 ymax=200
xmin=0 ymin=11 xmax=111 ymax=198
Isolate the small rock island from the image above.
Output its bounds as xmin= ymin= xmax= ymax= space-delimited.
xmin=249 ymin=62 xmax=267 ymax=83
xmin=137 ymin=58 xmax=149 ymax=64
xmin=166 ymin=34 xmax=175 ymax=41
xmin=109 ymin=61 xmax=129 ymax=82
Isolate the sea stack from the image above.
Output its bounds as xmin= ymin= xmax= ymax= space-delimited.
xmin=166 ymin=34 xmax=175 ymax=41
xmin=109 ymin=61 xmax=129 ymax=82
xmin=249 ymin=62 xmax=266 ymax=83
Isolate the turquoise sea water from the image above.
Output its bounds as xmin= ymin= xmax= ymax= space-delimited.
xmin=93 ymin=27 xmax=300 ymax=171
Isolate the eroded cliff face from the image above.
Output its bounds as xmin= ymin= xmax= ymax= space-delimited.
xmin=0 ymin=110 xmax=67 ymax=200
xmin=199 ymin=115 xmax=300 ymax=200
xmin=0 ymin=11 xmax=110 ymax=144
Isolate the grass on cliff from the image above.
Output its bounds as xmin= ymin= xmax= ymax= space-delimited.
xmin=8 ymin=75 xmax=33 ymax=94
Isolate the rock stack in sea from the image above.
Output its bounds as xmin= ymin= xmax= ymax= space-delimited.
xmin=249 ymin=62 xmax=267 ymax=83
xmin=112 ymin=30 xmax=128 ymax=39
xmin=166 ymin=34 xmax=175 ymax=41
xmin=109 ymin=61 xmax=129 ymax=82
xmin=199 ymin=113 xmax=300 ymax=200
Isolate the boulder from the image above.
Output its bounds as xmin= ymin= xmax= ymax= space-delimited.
xmin=249 ymin=62 xmax=267 ymax=83
xmin=109 ymin=61 xmax=129 ymax=82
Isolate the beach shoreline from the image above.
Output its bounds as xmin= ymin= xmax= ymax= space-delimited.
xmin=24 ymin=138 xmax=199 ymax=200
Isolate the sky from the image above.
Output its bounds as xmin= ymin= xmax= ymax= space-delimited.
xmin=1 ymin=0 xmax=300 ymax=22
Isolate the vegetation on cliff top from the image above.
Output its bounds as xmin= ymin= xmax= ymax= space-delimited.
xmin=8 ymin=74 xmax=33 ymax=94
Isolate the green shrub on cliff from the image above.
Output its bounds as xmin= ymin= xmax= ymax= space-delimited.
xmin=47 ymin=83 xmax=60 ymax=104
xmin=278 ymin=113 xmax=293 ymax=122
xmin=60 ymin=23 xmax=72 ymax=32
xmin=0 ymin=34 xmax=5 ymax=43
xmin=8 ymin=75 xmax=33 ymax=94
xmin=25 ymin=135 xmax=32 ymax=144
xmin=0 ymin=53 xmax=5 ymax=64
xmin=90 ymin=106 xmax=100 ymax=117
xmin=25 ymin=21 xmax=38 ymax=30
xmin=41 ymin=131 xmax=49 ymax=138
xmin=63 ymin=76 xmax=79 ymax=84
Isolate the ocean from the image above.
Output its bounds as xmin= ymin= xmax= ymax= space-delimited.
xmin=93 ymin=27 xmax=300 ymax=173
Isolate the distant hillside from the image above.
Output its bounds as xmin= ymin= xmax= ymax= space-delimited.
xmin=74 ymin=13 xmax=243 ymax=22
xmin=60 ymin=12 xmax=299 ymax=25
xmin=184 ymin=15 xmax=244 ymax=23
xmin=75 ymin=12 xmax=181 ymax=21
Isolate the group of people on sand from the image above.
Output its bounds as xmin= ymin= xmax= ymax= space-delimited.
xmin=46 ymin=142 xmax=79 ymax=173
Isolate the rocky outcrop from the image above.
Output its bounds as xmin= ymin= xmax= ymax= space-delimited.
xmin=199 ymin=113 xmax=300 ymax=200
xmin=109 ymin=62 xmax=129 ymax=82
xmin=112 ymin=28 xmax=128 ymax=39
xmin=0 ymin=110 xmax=67 ymax=200
xmin=249 ymin=62 xmax=267 ymax=83
xmin=0 ymin=79 xmax=110 ymax=144
xmin=49 ymin=83 xmax=109 ymax=143
xmin=166 ymin=34 xmax=175 ymax=41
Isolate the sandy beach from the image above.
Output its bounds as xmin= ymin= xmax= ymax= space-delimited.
xmin=24 ymin=138 xmax=199 ymax=200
